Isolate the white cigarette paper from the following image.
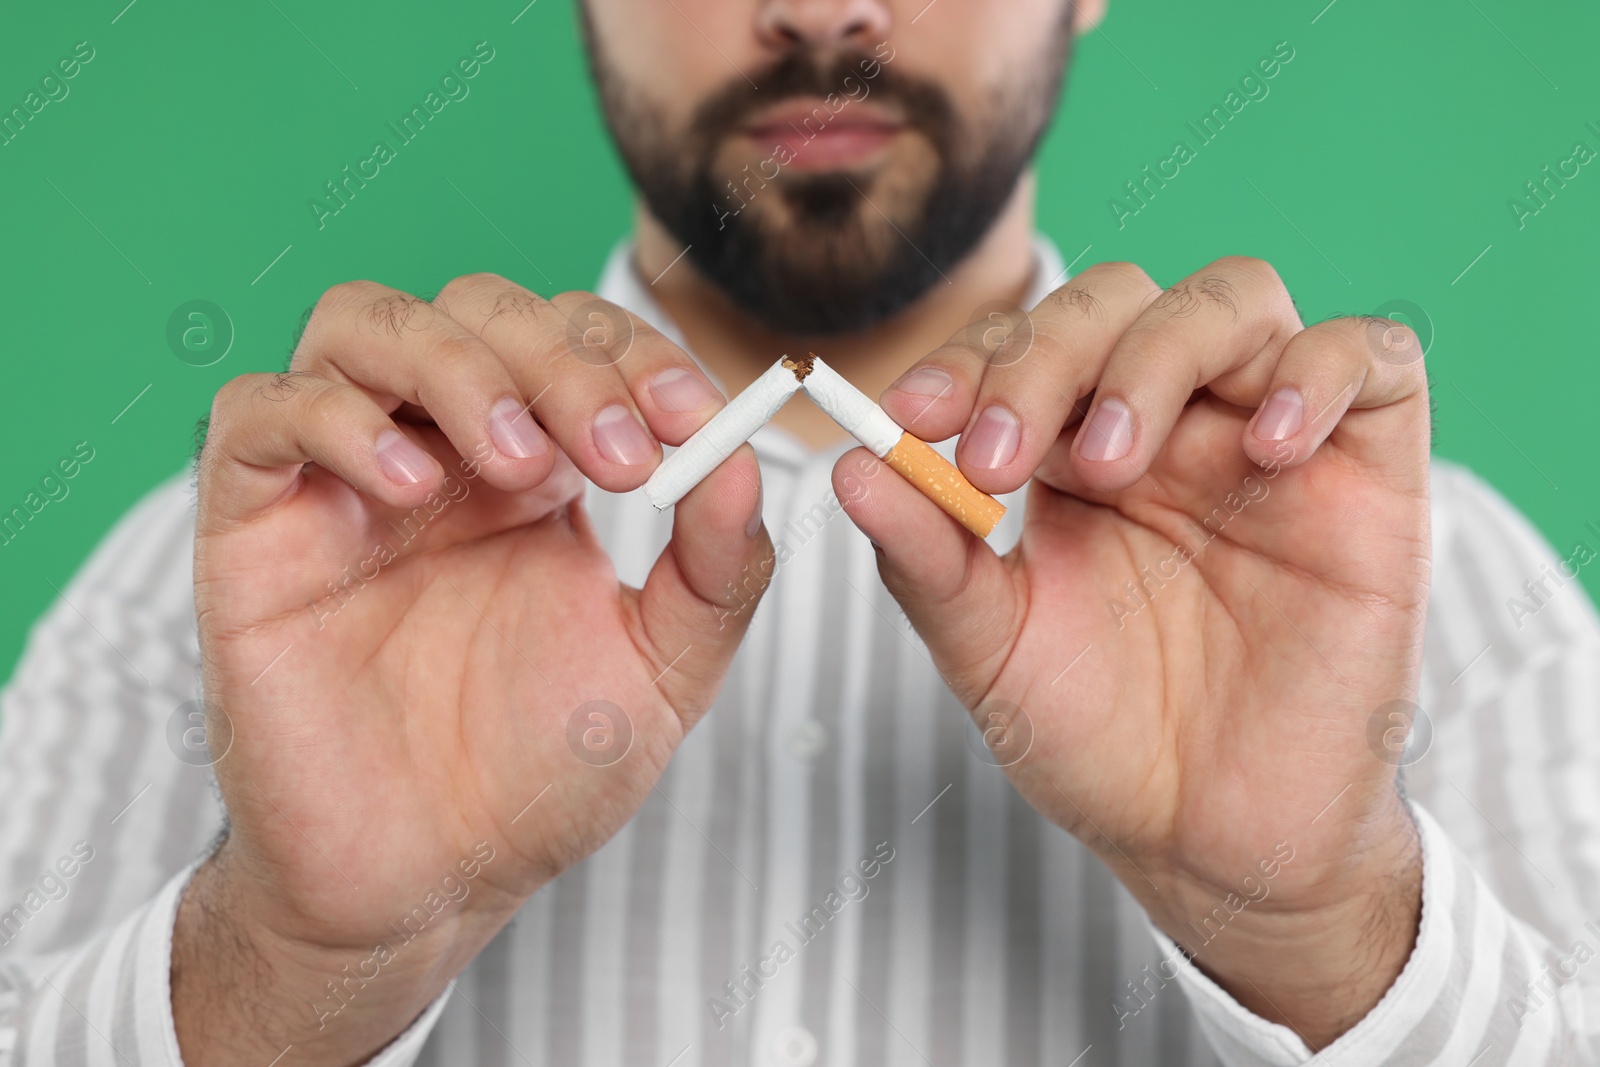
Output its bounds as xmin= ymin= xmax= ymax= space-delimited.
xmin=643 ymin=357 xmax=801 ymax=509
xmin=643 ymin=352 xmax=1006 ymax=539
xmin=799 ymin=357 xmax=904 ymax=457
xmin=804 ymin=354 xmax=1007 ymax=539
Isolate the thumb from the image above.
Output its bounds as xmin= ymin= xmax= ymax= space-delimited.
xmin=832 ymin=447 xmax=1019 ymax=704
xmin=635 ymin=443 xmax=772 ymax=725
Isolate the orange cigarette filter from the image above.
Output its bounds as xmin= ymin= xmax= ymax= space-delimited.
xmin=790 ymin=354 xmax=1006 ymax=538
xmin=881 ymin=431 xmax=1007 ymax=538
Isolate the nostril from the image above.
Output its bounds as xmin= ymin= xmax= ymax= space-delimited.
xmin=757 ymin=2 xmax=889 ymax=49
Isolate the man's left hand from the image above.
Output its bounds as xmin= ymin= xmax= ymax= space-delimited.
xmin=834 ymin=256 xmax=1430 ymax=1049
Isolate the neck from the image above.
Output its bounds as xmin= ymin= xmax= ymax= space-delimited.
xmin=633 ymin=172 xmax=1040 ymax=450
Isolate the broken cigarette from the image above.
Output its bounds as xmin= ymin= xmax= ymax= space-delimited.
xmin=799 ymin=354 xmax=1006 ymax=538
xmin=642 ymin=353 xmax=1007 ymax=539
xmin=643 ymin=356 xmax=802 ymax=510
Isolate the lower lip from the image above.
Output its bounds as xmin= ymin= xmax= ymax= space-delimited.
xmin=744 ymin=125 xmax=902 ymax=172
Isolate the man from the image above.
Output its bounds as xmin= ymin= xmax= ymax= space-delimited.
xmin=2 ymin=0 xmax=1597 ymax=1064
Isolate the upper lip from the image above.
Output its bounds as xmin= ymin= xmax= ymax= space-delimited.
xmin=740 ymin=98 xmax=903 ymax=135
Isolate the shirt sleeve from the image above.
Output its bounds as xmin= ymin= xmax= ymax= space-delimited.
xmin=1157 ymin=462 xmax=1600 ymax=1065
xmin=0 ymin=861 xmax=452 ymax=1065
xmin=0 ymin=472 xmax=452 ymax=1064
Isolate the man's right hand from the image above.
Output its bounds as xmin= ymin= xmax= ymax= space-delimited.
xmin=173 ymin=274 xmax=770 ymax=1065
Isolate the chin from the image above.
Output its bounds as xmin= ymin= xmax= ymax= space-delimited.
xmin=710 ymin=214 xmax=914 ymax=333
xmin=677 ymin=146 xmax=977 ymax=334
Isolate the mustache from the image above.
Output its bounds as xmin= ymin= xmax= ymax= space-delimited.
xmin=686 ymin=49 xmax=956 ymax=159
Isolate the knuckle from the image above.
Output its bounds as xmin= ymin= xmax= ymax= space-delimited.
xmin=362 ymin=292 xmax=433 ymax=337
xmin=206 ymin=375 xmax=256 ymax=437
xmin=1357 ymin=316 xmax=1428 ymax=370
xmin=313 ymin=279 xmax=374 ymax=317
xmin=1149 ymin=275 xmax=1244 ymax=322
xmin=1039 ymin=284 xmax=1106 ymax=325
xmin=256 ymin=370 xmax=319 ymax=408
xmin=550 ymin=290 xmax=607 ymax=328
xmin=206 ymin=373 xmax=298 ymax=452
xmin=480 ymin=283 xmax=552 ymax=331
xmin=1149 ymin=281 xmax=1203 ymax=318
xmin=558 ymin=295 xmax=637 ymax=367
xmin=211 ymin=373 xmax=258 ymax=413
xmin=437 ymin=271 xmax=513 ymax=307
xmin=946 ymin=301 xmax=1036 ymax=370
xmin=298 ymin=281 xmax=399 ymax=364
xmin=424 ymin=333 xmax=490 ymax=372
xmin=458 ymin=270 xmax=513 ymax=290
xmin=1217 ymin=255 xmax=1283 ymax=290
xmin=1210 ymin=258 xmax=1300 ymax=339
xmin=1373 ymin=318 xmax=1415 ymax=343
xmin=298 ymin=379 xmax=350 ymax=432
xmin=1090 ymin=260 xmax=1158 ymax=294
xmin=294 ymin=282 xmax=368 ymax=366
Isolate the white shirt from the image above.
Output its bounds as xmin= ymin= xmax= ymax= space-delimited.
xmin=2 ymin=236 xmax=1598 ymax=1066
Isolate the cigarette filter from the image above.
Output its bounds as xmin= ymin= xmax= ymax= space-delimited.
xmin=801 ymin=355 xmax=1006 ymax=538
xmin=643 ymin=357 xmax=802 ymax=510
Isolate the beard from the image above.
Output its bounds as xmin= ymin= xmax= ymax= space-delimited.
xmin=581 ymin=12 xmax=1075 ymax=335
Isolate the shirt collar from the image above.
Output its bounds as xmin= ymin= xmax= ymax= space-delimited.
xmin=594 ymin=233 xmax=1071 ymax=466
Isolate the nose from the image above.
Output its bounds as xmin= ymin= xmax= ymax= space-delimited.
xmin=755 ymin=0 xmax=892 ymax=51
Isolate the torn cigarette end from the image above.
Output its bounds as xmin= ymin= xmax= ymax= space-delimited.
xmin=882 ymin=432 xmax=1007 ymax=538
xmin=782 ymin=353 xmax=815 ymax=382
xmin=644 ymin=352 xmax=1007 ymax=538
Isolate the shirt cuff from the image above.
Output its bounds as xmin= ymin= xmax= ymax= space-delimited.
xmin=1148 ymin=802 xmax=1453 ymax=1066
xmin=139 ymin=861 xmax=452 ymax=1065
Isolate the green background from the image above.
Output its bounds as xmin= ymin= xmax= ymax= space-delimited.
xmin=2 ymin=0 xmax=1596 ymax=681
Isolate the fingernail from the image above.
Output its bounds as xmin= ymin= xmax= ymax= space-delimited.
xmin=966 ymin=405 xmax=1021 ymax=469
xmin=488 ymin=396 xmax=548 ymax=460
xmin=746 ymin=480 xmax=764 ymax=538
xmin=1254 ymin=387 xmax=1304 ymax=442
xmin=889 ymin=367 xmax=955 ymax=399
xmin=649 ymin=367 xmax=717 ymax=413
xmin=592 ymin=404 xmax=656 ymax=465
xmin=1079 ymin=397 xmax=1134 ymax=462
xmin=375 ymin=429 xmax=434 ymax=485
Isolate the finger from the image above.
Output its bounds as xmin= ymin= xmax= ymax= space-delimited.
xmin=876 ymin=264 xmax=1159 ymax=465
xmin=831 ymin=447 xmax=1017 ymax=704
xmin=358 ymin=425 xmax=588 ymax=556
xmin=1034 ymin=396 xmax=1262 ymax=513
xmin=292 ymin=281 xmax=557 ymax=493
xmin=1069 ymin=256 xmax=1303 ymax=492
xmin=914 ymin=263 xmax=1163 ymax=495
xmin=197 ymin=372 xmax=444 ymax=530
xmin=436 ymin=275 xmax=726 ymax=489
xmin=634 ymin=444 xmax=769 ymax=727
xmin=545 ymin=291 xmax=727 ymax=445
xmin=1242 ymin=317 xmax=1431 ymax=480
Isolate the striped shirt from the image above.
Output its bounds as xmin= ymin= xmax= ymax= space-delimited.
xmin=3 ymin=236 xmax=1599 ymax=1066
